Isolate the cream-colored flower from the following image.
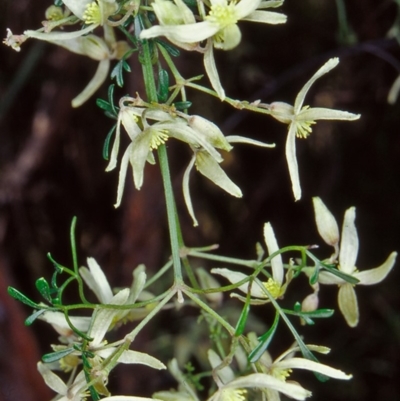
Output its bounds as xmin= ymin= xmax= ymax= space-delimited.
xmin=247 ymin=334 xmax=351 ymax=401
xmin=140 ymin=0 xmax=286 ymax=100
xmin=212 ymin=222 xmax=285 ymax=300
xmin=313 ymin=199 xmax=397 ymax=327
xmin=269 ymin=58 xmax=360 ymax=200
xmin=207 ymin=349 xmax=311 ymax=401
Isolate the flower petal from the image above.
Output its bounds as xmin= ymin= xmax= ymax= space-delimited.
xmin=195 ymin=151 xmax=242 ymax=198
xmin=234 ymin=0 xmax=263 ymax=19
xmin=80 ymin=257 xmax=114 ymax=304
xmin=182 ymin=155 xmax=199 ymax=227
xmin=312 ymin=197 xmax=340 ymax=248
xmin=37 ymin=362 xmax=68 ymax=395
xmin=72 ymin=58 xmax=110 ymax=107
xmin=62 ymin=0 xmax=92 ymax=19
xmin=89 ymin=289 xmax=130 ymax=347
xmin=294 ymin=58 xmax=339 ymax=113
xmin=242 ymin=10 xmax=287 ymax=24
xmin=140 ymin=20 xmax=219 ymax=44
xmin=298 ymin=107 xmax=360 ymax=122
xmin=224 ymin=373 xmax=311 ymax=400
xmin=208 ymin=349 xmax=235 ymax=384
xmin=285 ymin=122 xmax=302 ymax=200
xmin=263 ymin=223 xmax=284 ymax=285
xmin=114 ymin=143 xmax=133 ymax=208
xmin=355 ymin=251 xmax=397 ymax=285
xmin=24 ymin=24 xmax=99 ymax=42
xmin=204 ymin=43 xmax=225 ymax=101
xmin=338 ymin=283 xmax=359 ymax=327
xmin=274 ymin=358 xmax=352 ymax=380
xmin=226 ymin=135 xmax=275 ymax=148
xmin=339 ymin=207 xmax=358 ymax=274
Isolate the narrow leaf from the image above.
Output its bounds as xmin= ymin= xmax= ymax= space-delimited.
xmin=35 ymin=277 xmax=52 ymax=303
xmin=103 ymin=124 xmax=116 ymax=160
xmin=8 ymin=287 xmax=39 ymax=308
xmin=25 ymin=309 xmax=46 ymax=326
xmin=42 ymin=347 xmax=75 ymax=363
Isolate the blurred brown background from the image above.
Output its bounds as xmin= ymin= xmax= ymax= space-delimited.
xmin=0 ymin=0 xmax=399 ymax=400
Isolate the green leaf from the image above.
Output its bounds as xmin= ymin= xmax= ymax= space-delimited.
xmin=248 ymin=311 xmax=279 ymax=363
xmin=322 ymin=262 xmax=359 ymax=284
xmin=155 ymin=39 xmax=180 ymax=57
xmin=234 ymin=299 xmax=250 ymax=336
xmin=25 ymin=309 xmax=46 ymax=326
xmin=111 ymin=59 xmax=132 ymax=87
xmin=35 ymin=277 xmax=52 ymax=303
xmin=103 ymin=124 xmax=117 ymax=160
xmin=157 ymin=69 xmax=170 ymax=103
xmin=8 ymin=287 xmax=39 ymax=308
xmin=42 ymin=347 xmax=75 ymax=363
xmin=174 ymin=101 xmax=192 ymax=111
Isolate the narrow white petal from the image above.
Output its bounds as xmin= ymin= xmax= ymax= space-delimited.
xmin=140 ymin=21 xmax=219 ymax=43
xmin=294 ymin=58 xmax=339 ymax=113
xmin=225 ymin=373 xmax=311 ymax=400
xmin=97 ymin=348 xmax=166 ymax=369
xmin=204 ymin=43 xmax=225 ymax=101
xmin=338 ymin=283 xmax=359 ymax=327
xmin=226 ymin=135 xmax=275 ymax=147
xmin=39 ymin=311 xmax=91 ymax=335
xmin=355 ymin=251 xmax=397 ymax=285
xmin=106 ymin=113 xmax=122 ymax=172
xmin=129 ymin=132 xmax=153 ymax=190
xmin=264 ymin=223 xmax=284 ymax=285
xmin=72 ymin=59 xmax=110 ymax=107
xmin=37 ymin=362 xmax=67 ymax=395
xmin=114 ymin=143 xmax=133 ymax=208
xmin=80 ymin=257 xmax=114 ymax=304
xmin=207 ymin=349 xmax=235 ymax=384
xmin=242 ymin=10 xmax=287 ymax=24
xmin=298 ymin=107 xmax=360 ymax=122
xmin=234 ymin=0 xmax=263 ymax=19
xmin=89 ymin=289 xmax=130 ymax=347
xmin=275 ymin=358 xmax=352 ymax=380
xmin=24 ymin=25 xmax=98 ymax=42
xmin=312 ymin=197 xmax=340 ymax=247
xmin=182 ymin=155 xmax=199 ymax=227
xmin=195 ymin=151 xmax=242 ymax=198
xmin=339 ymin=207 xmax=358 ymax=274
xmin=285 ymin=123 xmax=302 ymax=201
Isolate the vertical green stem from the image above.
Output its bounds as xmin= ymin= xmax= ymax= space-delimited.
xmin=140 ymin=38 xmax=183 ymax=283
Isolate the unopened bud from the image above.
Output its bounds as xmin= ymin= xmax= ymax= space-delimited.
xmin=312 ymin=197 xmax=340 ymax=247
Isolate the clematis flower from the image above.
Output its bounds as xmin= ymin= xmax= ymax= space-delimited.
xmin=211 ymin=222 xmax=285 ymax=300
xmin=313 ymin=197 xmax=397 ymax=327
xmin=247 ymin=334 xmax=352 ymax=401
xmin=269 ymin=58 xmax=360 ymax=201
xmin=207 ymin=349 xmax=311 ymax=401
xmin=140 ymin=0 xmax=286 ymax=100
xmin=4 ymin=1 xmax=125 ymax=107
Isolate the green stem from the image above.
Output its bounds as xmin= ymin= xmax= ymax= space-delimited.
xmin=140 ymin=38 xmax=183 ymax=283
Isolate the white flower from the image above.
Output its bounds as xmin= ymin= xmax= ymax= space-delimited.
xmin=140 ymin=0 xmax=286 ymax=100
xmin=269 ymin=58 xmax=360 ymax=200
xmin=313 ymin=200 xmax=397 ymax=327
xmin=247 ymin=334 xmax=352 ymax=401
xmin=207 ymin=349 xmax=311 ymax=401
xmin=212 ymin=222 xmax=285 ymax=300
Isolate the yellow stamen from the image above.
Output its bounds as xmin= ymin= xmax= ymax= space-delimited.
xmin=273 ymin=367 xmax=293 ymax=381
xmin=220 ymin=388 xmax=247 ymax=401
xmin=150 ymin=129 xmax=169 ymax=150
xmin=83 ymin=1 xmax=101 ymax=25
xmin=295 ymin=106 xmax=316 ymax=138
xmin=206 ymin=2 xmax=238 ymax=28
xmin=264 ymin=278 xmax=282 ymax=299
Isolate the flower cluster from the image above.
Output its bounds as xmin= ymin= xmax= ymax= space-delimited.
xmin=106 ymin=96 xmax=274 ymax=226
xmin=312 ymin=197 xmax=397 ymax=327
xmin=140 ymin=0 xmax=287 ymax=100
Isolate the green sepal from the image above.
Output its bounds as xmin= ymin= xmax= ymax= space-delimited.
xmin=248 ymin=311 xmax=279 ymax=363
xmin=42 ymin=347 xmax=75 ymax=363
xmin=25 ymin=309 xmax=46 ymax=326
xmin=8 ymin=286 xmax=39 ymax=308
xmin=157 ymin=69 xmax=170 ymax=103
xmin=174 ymin=101 xmax=192 ymax=111
xmin=102 ymin=124 xmax=117 ymax=160
xmin=35 ymin=277 xmax=52 ymax=303
xmin=155 ymin=39 xmax=180 ymax=57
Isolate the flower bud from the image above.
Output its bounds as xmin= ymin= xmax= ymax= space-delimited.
xmin=189 ymin=115 xmax=233 ymax=151
xmin=269 ymin=101 xmax=294 ymax=124
xmin=312 ymin=197 xmax=340 ymax=247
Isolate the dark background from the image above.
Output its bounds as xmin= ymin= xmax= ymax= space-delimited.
xmin=0 ymin=0 xmax=399 ymax=400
